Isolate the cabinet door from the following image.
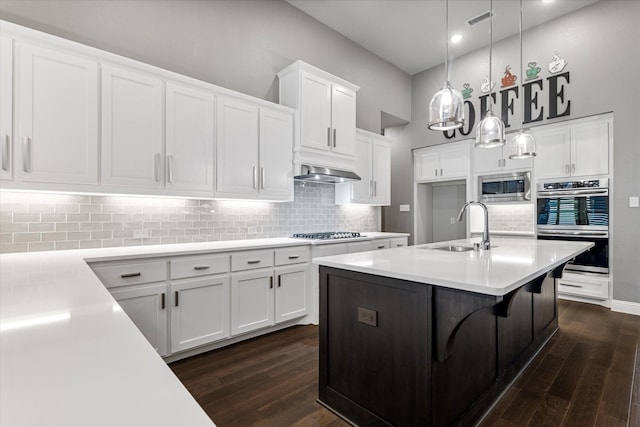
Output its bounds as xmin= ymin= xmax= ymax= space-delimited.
xmin=439 ymin=145 xmax=468 ymax=179
xmin=101 ymin=65 xmax=163 ymax=189
xmin=275 ymin=264 xmax=308 ymax=323
xmin=351 ymin=135 xmax=373 ymax=202
xmin=414 ymin=150 xmax=439 ymax=182
xmin=534 ymin=127 xmax=571 ymax=180
xmin=473 ymin=146 xmax=502 ymax=174
xmin=570 ymin=120 xmax=609 ymax=177
xmin=111 ymin=283 xmax=168 ymax=356
xmin=216 ymin=96 xmax=259 ymax=197
xmin=300 ymin=71 xmax=332 ymax=151
xmin=259 ymin=107 xmax=293 ymax=200
xmin=372 ymin=239 xmax=390 ymax=250
xmin=372 ymin=139 xmax=391 ymax=205
xmin=0 ymin=36 xmax=12 ymax=181
xmin=165 ymin=82 xmax=215 ymax=195
xmin=171 ymin=275 xmax=230 ymax=353
xmin=231 ymin=269 xmax=274 ymax=336
xmin=331 ymin=84 xmax=356 ymax=156
xmin=16 ymin=43 xmax=98 ymax=186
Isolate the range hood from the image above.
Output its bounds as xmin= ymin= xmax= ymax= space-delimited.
xmin=294 ymin=165 xmax=361 ymax=184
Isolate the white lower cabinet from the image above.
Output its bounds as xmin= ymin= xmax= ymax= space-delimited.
xmin=275 ymin=264 xmax=308 ymax=323
xmin=170 ymin=275 xmax=230 ymax=353
xmin=231 ymin=269 xmax=274 ymax=336
xmin=110 ymin=283 xmax=169 ymax=357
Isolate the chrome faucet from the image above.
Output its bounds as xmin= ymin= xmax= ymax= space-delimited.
xmin=457 ymin=201 xmax=491 ymax=250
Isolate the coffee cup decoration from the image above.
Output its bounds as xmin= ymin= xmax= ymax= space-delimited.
xmin=480 ymin=76 xmax=495 ymax=94
xmin=501 ymin=65 xmax=517 ymax=88
xmin=548 ymin=51 xmax=568 ymax=74
xmin=526 ymin=62 xmax=541 ymax=80
xmin=462 ymin=83 xmax=473 ymax=99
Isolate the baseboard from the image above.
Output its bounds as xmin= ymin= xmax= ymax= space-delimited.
xmin=611 ymin=300 xmax=640 ymax=316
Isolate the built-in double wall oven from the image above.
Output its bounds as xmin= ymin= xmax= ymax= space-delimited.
xmin=536 ymin=178 xmax=609 ymax=275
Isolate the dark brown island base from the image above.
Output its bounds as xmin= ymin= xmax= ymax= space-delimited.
xmin=318 ymin=262 xmax=568 ymax=427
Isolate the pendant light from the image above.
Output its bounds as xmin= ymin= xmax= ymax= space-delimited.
xmin=475 ymin=0 xmax=506 ymax=148
xmin=509 ymin=0 xmax=536 ymax=159
xmin=428 ymin=0 xmax=465 ymax=131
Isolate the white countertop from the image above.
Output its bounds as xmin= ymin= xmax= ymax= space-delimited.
xmin=313 ymin=237 xmax=593 ymax=296
xmin=0 ymin=232 xmax=406 ymax=426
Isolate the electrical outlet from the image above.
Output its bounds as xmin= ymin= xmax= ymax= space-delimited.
xmin=450 ymin=217 xmax=456 ymax=225
xmin=399 ymin=204 xmax=410 ymax=212
xmin=630 ymin=196 xmax=639 ymax=208
xmin=133 ymin=229 xmax=149 ymax=238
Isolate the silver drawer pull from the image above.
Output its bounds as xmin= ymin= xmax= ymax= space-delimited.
xmin=396 ymin=244 xmax=404 ymax=247
xmin=194 ymin=265 xmax=210 ymax=270
xmin=377 ymin=245 xmax=385 ymax=249
xmin=562 ymin=283 xmax=583 ymax=288
xmin=247 ymin=260 xmax=261 ymax=264
xmin=22 ymin=136 xmax=31 ymax=173
xmin=288 ymin=255 xmax=300 ymax=259
xmin=2 ymin=134 xmax=9 ymax=171
xmin=120 ymin=272 xmax=141 ymax=278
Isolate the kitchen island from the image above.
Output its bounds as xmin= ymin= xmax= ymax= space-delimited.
xmin=314 ymin=238 xmax=593 ymax=427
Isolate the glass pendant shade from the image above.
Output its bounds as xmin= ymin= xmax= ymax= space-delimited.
xmin=509 ymin=129 xmax=536 ymax=159
xmin=475 ymin=110 xmax=506 ymax=148
xmin=428 ymin=81 xmax=465 ymax=131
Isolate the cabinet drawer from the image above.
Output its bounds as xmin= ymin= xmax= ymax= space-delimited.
xmin=558 ymin=278 xmax=608 ymax=300
xmin=171 ymin=254 xmax=230 ymax=279
xmin=231 ymin=250 xmax=274 ymax=271
xmin=372 ymin=239 xmax=390 ymax=250
xmin=92 ymin=260 xmax=167 ymax=288
xmin=389 ymin=237 xmax=408 ymax=248
xmin=275 ymin=246 xmax=310 ymax=266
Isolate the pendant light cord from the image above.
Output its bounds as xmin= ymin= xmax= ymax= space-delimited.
xmin=519 ymin=0 xmax=525 ymax=131
xmin=489 ymin=0 xmax=493 ymax=114
xmin=445 ymin=0 xmax=449 ymax=82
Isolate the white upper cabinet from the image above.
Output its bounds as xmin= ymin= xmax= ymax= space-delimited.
xmin=0 ymin=36 xmax=12 ymax=181
xmin=259 ymin=107 xmax=294 ymax=199
xmin=414 ymin=140 xmax=469 ymax=182
xmin=534 ymin=115 xmax=610 ymax=180
xmin=216 ymin=96 xmax=293 ymax=201
xmin=15 ymin=42 xmax=99 ymax=187
xmin=278 ymin=61 xmax=359 ymax=172
xmin=473 ymin=144 xmax=534 ymax=174
xmin=216 ymin=96 xmax=260 ymax=197
xmin=335 ymin=129 xmax=391 ymax=205
xmin=101 ymin=65 xmax=163 ymax=191
xmin=165 ymin=81 xmax=215 ymax=196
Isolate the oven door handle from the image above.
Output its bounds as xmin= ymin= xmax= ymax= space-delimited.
xmin=537 ymin=230 xmax=608 ymax=238
xmin=537 ymin=189 xmax=608 ymax=197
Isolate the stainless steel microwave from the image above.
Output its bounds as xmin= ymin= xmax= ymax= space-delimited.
xmin=478 ymin=171 xmax=531 ymax=203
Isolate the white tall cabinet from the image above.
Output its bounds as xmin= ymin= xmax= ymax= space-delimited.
xmin=0 ymin=36 xmax=12 ymax=181
xmin=15 ymin=42 xmax=99 ymax=187
xmin=414 ymin=141 xmax=469 ymax=182
xmin=101 ymin=65 xmax=163 ymax=190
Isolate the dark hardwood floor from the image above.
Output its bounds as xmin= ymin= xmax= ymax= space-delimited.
xmin=170 ymin=300 xmax=639 ymax=426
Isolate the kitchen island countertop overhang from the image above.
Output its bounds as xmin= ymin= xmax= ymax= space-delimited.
xmin=313 ymin=237 xmax=594 ymax=296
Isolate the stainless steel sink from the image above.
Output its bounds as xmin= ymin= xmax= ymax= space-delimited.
xmin=430 ymin=245 xmax=474 ymax=252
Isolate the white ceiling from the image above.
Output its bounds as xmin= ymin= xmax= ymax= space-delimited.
xmin=286 ymin=0 xmax=599 ymax=75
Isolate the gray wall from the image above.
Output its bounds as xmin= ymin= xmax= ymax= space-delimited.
xmin=0 ymin=0 xmax=411 ymax=133
xmin=383 ymin=0 xmax=640 ymax=303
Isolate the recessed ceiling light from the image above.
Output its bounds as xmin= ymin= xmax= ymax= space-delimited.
xmin=450 ymin=34 xmax=463 ymax=43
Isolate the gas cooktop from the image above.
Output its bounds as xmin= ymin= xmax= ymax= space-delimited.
xmin=292 ymin=232 xmax=361 ymax=240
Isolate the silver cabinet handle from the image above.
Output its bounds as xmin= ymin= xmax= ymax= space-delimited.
xmin=193 ymin=265 xmax=210 ymax=270
xmin=269 ymin=276 xmax=273 ymax=289
xmin=261 ymin=167 xmax=265 ymax=189
xmin=22 ymin=136 xmax=31 ymax=173
xmin=252 ymin=166 xmax=258 ymax=189
xmin=167 ymin=155 xmax=174 ymax=183
xmin=440 ymin=168 xmax=443 ymax=176
xmin=120 ymin=272 xmax=141 ymax=278
xmin=571 ymin=163 xmax=576 ymax=174
xmin=288 ymin=255 xmax=300 ymax=259
xmin=277 ymin=275 xmax=281 ymax=288
xmin=377 ymin=245 xmax=385 ymax=249
xmin=154 ymin=153 xmax=161 ymax=182
xmin=369 ymin=180 xmax=373 ymax=197
xmin=565 ymin=164 xmax=570 ymax=174
xmin=373 ymin=180 xmax=377 ymax=197
xmin=562 ymin=283 xmax=583 ymax=288
xmin=2 ymin=135 xmax=8 ymax=172
xmin=434 ymin=169 xmax=438 ymax=176
xmin=396 ymin=243 xmax=404 ymax=247
xmin=175 ymin=291 xmax=179 ymax=307
xmin=161 ymin=293 xmax=165 ymax=310
xmin=327 ymin=127 xmax=331 ymax=147
xmin=247 ymin=260 xmax=261 ymax=264
xmin=333 ymin=128 xmax=337 ymax=148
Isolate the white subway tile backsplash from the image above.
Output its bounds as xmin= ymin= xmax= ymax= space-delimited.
xmin=0 ymin=182 xmax=378 ymax=253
